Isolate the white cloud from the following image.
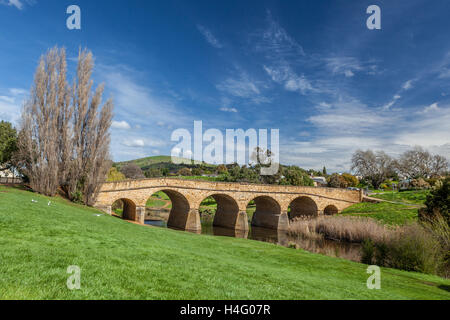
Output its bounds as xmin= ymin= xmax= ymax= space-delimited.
xmin=9 ymin=88 xmax=27 ymax=95
xmin=123 ymin=139 xmax=145 ymax=147
xmin=281 ymin=97 xmax=450 ymax=171
xmin=219 ymin=107 xmax=238 ymax=113
xmin=197 ymin=25 xmax=223 ymax=49
xmin=0 ymin=96 xmax=15 ymax=103
xmin=0 ymin=87 xmax=27 ymax=124
xmin=402 ymin=80 xmax=413 ymax=90
xmin=2 ymin=0 xmax=23 ymax=10
xmin=111 ymin=120 xmax=131 ymax=130
xmin=254 ymin=10 xmax=305 ymax=59
xmin=264 ymin=65 xmax=315 ymax=95
xmin=344 ymin=70 xmax=354 ymax=77
xmin=308 ymin=98 xmax=388 ymax=134
xmin=216 ymin=72 xmax=270 ymax=104
xmin=325 ymin=57 xmax=362 ymax=77
xmin=419 ymin=102 xmax=440 ymax=114
xmin=439 ymin=68 xmax=450 ymax=79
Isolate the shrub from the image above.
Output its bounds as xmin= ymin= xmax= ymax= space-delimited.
xmin=422 ymin=178 xmax=450 ymax=225
xmin=177 ymin=167 xmax=192 ymax=176
xmin=120 ymin=163 xmax=145 ymax=179
xmin=342 ymin=173 xmax=359 ymax=187
xmin=289 ymin=215 xmax=447 ymax=276
xmin=327 ymin=174 xmax=349 ymax=188
xmin=361 ymin=239 xmax=375 ymax=264
xmin=107 ymin=167 xmax=125 ymax=181
xmin=289 ymin=216 xmax=389 ymax=243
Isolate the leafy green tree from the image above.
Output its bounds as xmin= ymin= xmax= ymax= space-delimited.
xmin=191 ymin=167 xmax=203 ymax=176
xmin=178 ymin=167 xmax=192 ymax=176
xmin=216 ymin=164 xmax=228 ymax=175
xmin=342 ymin=173 xmax=359 ymax=187
xmin=322 ymin=166 xmax=327 ymax=175
xmin=145 ymin=168 xmax=163 ymax=178
xmin=107 ymin=167 xmax=126 ymax=181
xmin=281 ymin=166 xmax=314 ymax=186
xmin=0 ymin=121 xmax=17 ymax=171
xmin=327 ymin=173 xmax=349 ymax=188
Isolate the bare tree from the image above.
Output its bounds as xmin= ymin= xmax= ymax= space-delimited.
xmin=120 ymin=163 xmax=145 ymax=179
xmin=15 ymin=48 xmax=69 ymax=195
xmin=351 ymin=149 xmax=395 ymax=188
xmin=15 ymin=47 xmax=113 ymax=204
xmin=396 ymin=146 xmax=448 ymax=179
xmin=431 ymin=154 xmax=449 ymax=177
xmin=65 ymin=49 xmax=113 ymax=205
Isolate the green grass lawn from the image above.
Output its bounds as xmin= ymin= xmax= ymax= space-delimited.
xmin=369 ymin=190 xmax=429 ymax=205
xmin=1 ymin=185 xmax=449 ymax=299
xmin=341 ymin=202 xmax=418 ymax=226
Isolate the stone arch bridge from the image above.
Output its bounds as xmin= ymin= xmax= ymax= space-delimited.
xmin=94 ymin=178 xmax=362 ymax=232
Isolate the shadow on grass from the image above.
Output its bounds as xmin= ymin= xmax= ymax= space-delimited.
xmin=438 ymin=284 xmax=450 ymax=292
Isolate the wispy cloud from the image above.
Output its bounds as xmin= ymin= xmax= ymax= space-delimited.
xmin=253 ymin=10 xmax=305 ymax=60
xmin=197 ymin=25 xmax=223 ymax=49
xmin=0 ymin=0 xmax=34 ymax=10
xmin=0 ymin=87 xmax=27 ymax=124
xmin=216 ymin=71 xmax=270 ymax=104
xmin=419 ymin=102 xmax=440 ymax=114
xmin=123 ymin=139 xmax=145 ymax=147
xmin=402 ymin=79 xmax=414 ymax=90
xmin=263 ymin=65 xmax=316 ymax=95
xmin=219 ymin=106 xmax=238 ymax=113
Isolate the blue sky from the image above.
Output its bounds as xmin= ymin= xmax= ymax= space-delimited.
xmin=1 ymin=0 xmax=449 ymax=172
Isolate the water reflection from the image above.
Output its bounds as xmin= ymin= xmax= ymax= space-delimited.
xmin=144 ymin=217 xmax=362 ymax=263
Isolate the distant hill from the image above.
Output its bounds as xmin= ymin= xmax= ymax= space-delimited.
xmin=115 ymin=155 xmax=216 ymax=173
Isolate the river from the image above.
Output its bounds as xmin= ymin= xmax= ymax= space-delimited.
xmin=144 ymin=212 xmax=362 ymax=263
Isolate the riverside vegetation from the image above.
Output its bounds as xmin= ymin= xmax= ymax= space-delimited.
xmin=288 ymin=183 xmax=450 ymax=278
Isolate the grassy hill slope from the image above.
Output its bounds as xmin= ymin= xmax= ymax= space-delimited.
xmin=0 ymin=186 xmax=449 ymax=300
xmin=115 ymin=155 xmax=214 ymax=171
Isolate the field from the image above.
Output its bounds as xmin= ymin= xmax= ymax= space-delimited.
xmin=369 ymin=190 xmax=430 ymax=205
xmin=341 ymin=202 xmax=419 ymax=225
xmin=340 ymin=190 xmax=428 ymax=226
xmin=0 ymin=185 xmax=449 ymax=299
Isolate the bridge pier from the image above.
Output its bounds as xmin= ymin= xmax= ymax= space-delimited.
xmin=137 ymin=207 xmax=146 ymax=224
xmin=167 ymin=208 xmax=201 ymax=232
xmin=251 ymin=211 xmax=289 ymax=231
xmin=213 ymin=210 xmax=249 ymax=231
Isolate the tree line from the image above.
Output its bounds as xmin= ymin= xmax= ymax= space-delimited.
xmin=111 ymin=161 xmax=316 ymax=187
xmin=351 ymin=147 xmax=449 ymax=189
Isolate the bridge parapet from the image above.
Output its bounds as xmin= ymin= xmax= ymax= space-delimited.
xmin=94 ymin=178 xmax=362 ymax=232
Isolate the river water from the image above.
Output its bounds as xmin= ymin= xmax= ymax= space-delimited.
xmin=144 ymin=211 xmax=362 ymax=263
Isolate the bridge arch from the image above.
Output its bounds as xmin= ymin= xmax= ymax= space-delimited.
xmin=198 ymin=194 xmax=247 ymax=231
xmin=150 ymin=189 xmax=199 ymax=231
xmin=112 ymin=198 xmax=137 ymax=221
xmin=288 ymin=196 xmax=318 ymax=219
xmin=324 ymin=204 xmax=339 ymax=216
xmin=250 ymin=196 xmax=288 ymax=230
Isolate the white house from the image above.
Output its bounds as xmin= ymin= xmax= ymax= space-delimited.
xmin=311 ymin=176 xmax=327 ymax=187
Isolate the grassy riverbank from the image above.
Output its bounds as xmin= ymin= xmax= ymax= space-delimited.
xmin=0 ymin=185 xmax=449 ymax=299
